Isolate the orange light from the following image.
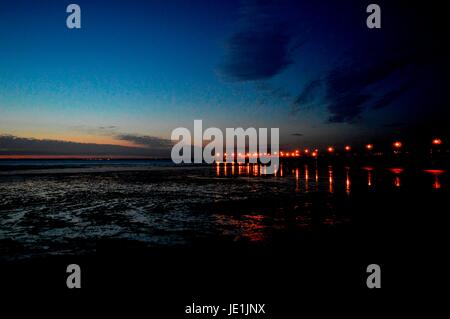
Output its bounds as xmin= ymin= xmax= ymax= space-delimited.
xmin=345 ymin=145 xmax=351 ymax=151
xmin=394 ymin=176 xmax=401 ymax=187
xmin=393 ymin=141 xmax=402 ymax=148
xmin=304 ymin=148 xmax=309 ymax=154
xmin=291 ymin=152 xmax=295 ymax=156
xmin=366 ymin=144 xmax=374 ymax=150
xmin=432 ymin=138 xmax=442 ymax=145
xmin=311 ymin=151 xmax=317 ymax=157
xmin=327 ymin=146 xmax=334 ymax=153
xmin=433 ymin=177 xmax=441 ymax=189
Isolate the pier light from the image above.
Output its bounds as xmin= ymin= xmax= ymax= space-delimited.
xmin=366 ymin=144 xmax=374 ymax=150
xmin=345 ymin=145 xmax=351 ymax=151
xmin=432 ymin=138 xmax=442 ymax=145
xmin=393 ymin=141 xmax=402 ymax=148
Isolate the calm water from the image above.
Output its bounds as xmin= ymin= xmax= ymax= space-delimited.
xmin=0 ymin=160 xmax=447 ymax=260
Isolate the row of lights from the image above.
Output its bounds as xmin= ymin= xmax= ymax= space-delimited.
xmin=315 ymin=138 xmax=442 ymax=154
xmin=215 ymin=138 xmax=443 ymax=158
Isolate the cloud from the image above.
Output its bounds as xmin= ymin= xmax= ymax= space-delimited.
xmin=291 ymin=48 xmax=420 ymax=123
xmin=292 ymin=79 xmax=322 ymax=113
xmin=219 ymin=0 xmax=299 ymax=81
xmin=372 ymin=83 xmax=412 ymax=110
xmin=327 ymin=93 xmax=371 ymax=123
xmin=0 ymin=135 xmax=171 ymax=157
xmin=115 ymin=134 xmax=173 ymax=148
xmin=278 ymin=1 xmax=449 ymax=125
xmin=324 ymin=50 xmax=417 ymax=122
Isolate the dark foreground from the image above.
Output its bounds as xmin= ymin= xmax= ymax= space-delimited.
xmin=0 ymin=161 xmax=447 ymax=314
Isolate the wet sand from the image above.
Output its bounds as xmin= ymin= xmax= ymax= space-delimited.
xmin=0 ymin=162 xmax=447 ymax=313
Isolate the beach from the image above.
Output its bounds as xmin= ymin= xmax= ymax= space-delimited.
xmin=0 ymin=159 xmax=447 ymax=313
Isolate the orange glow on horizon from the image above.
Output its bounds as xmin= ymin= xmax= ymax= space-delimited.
xmin=0 ymin=155 xmax=155 ymax=160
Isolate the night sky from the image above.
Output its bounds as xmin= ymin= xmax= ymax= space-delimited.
xmin=0 ymin=0 xmax=448 ymax=156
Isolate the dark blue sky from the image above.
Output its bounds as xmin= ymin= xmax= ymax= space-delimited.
xmin=0 ymin=0 xmax=448 ymax=156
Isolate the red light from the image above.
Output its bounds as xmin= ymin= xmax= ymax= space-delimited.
xmin=345 ymin=145 xmax=351 ymax=151
xmin=432 ymin=138 xmax=442 ymax=145
xmin=366 ymin=144 xmax=374 ymax=150
xmin=393 ymin=141 xmax=402 ymax=148
xmin=304 ymin=149 xmax=309 ymax=154
xmin=389 ymin=168 xmax=404 ymax=174
xmin=327 ymin=146 xmax=334 ymax=153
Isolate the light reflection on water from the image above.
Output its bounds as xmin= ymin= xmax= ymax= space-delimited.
xmin=215 ymin=163 xmax=447 ymax=192
xmin=0 ymin=162 xmax=447 ymax=259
